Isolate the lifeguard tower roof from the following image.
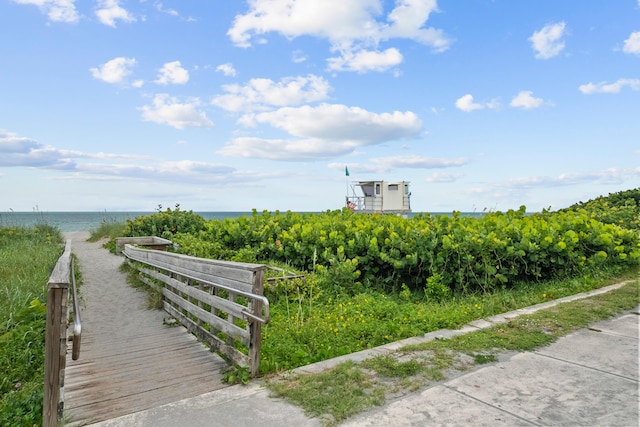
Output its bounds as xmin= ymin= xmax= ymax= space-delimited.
xmin=346 ymin=180 xmax=411 ymax=214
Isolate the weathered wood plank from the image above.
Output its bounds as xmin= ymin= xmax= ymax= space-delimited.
xmin=141 ymin=266 xmax=251 ymax=320
xmin=164 ymin=303 xmax=250 ymax=367
xmin=121 ymin=241 xmax=268 ymax=385
xmin=139 ymin=275 xmax=250 ymax=343
xmin=63 ymin=236 xmax=232 ymax=427
xmin=124 ymin=245 xmax=264 ymax=293
xmin=43 ymin=239 xmax=72 ymax=427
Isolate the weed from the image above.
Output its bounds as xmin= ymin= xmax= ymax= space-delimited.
xmin=222 ymin=366 xmax=251 ymax=385
xmin=361 ymin=355 xmax=423 ymax=378
xmin=268 ymin=361 xmax=385 ymax=426
xmin=266 ymin=280 xmax=639 ymax=425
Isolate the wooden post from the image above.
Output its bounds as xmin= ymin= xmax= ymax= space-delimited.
xmin=43 ymin=240 xmax=72 ymax=427
xmin=248 ymin=268 xmax=265 ymax=377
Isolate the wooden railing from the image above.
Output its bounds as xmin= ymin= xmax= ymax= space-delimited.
xmin=122 ymin=242 xmax=269 ymax=377
xmin=43 ymin=240 xmax=82 ymax=427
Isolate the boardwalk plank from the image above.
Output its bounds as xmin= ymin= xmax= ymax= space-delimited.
xmin=62 ymin=233 xmax=231 ymax=426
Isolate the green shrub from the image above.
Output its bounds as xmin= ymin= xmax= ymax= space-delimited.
xmin=123 ymin=204 xmax=207 ymax=240
xmin=174 ymin=200 xmax=639 ymax=294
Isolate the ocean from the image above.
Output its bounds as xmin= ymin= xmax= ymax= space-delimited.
xmin=0 ymin=210 xmax=480 ymax=232
xmin=0 ymin=211 xmax=249 ymax=232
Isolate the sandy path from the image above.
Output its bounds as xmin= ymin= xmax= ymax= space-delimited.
xmin=61 ymin=232 xmax=229 ymax=426
xmin=63 ymin=231 xmax=166 ymax=337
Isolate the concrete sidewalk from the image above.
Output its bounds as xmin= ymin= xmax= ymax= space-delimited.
xmin=89 ymin=291 xmax=639 ymax=427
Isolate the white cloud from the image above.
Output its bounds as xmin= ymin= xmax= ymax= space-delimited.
xmin=74 ymin=160 xmax=236 ymax=183
xmin=0 ymin=131 xmax=291 ymax=190
xmin=327 ymin=47 xmax=403 ymax=73
xmin=623 ymin=31 xmax=640 ymax=56
xmin=212 ymin=74 xmax=331 ymax=112
xmin=382 ymin=0 xmax=450 ymax=52
xmin=57 ymin=149 xmax=149 ymax=160
xmin=455 ymin=94 xmax=482 ymax=112
xmin=139 ymin=94 xmax=214 ymax=129
xmin=154 ymin=2 xmax=178 ymax=16
xmin=455 ymin=94 xmax=499 ymax=112
xmin=217 ymin=136 xmax=354 ymax=161
xmin=510 ymin=90 xmax=544 ymax=109
xmin=370 ymin=155 xmax=470 ymax=169
xmin=89 ymin=57 xmax=136 ymax=84
xmin=95 ymin=0 xmax=136 ymax=27
xmin=578 ymin=78 xmax=640 ymax=94
xmin=12 ymin=0 xmax=79 ymax=23
xmin=227 ymin=0 xmax=450 ymax=73
xmin=216 ymin=63 xmax=237 ymax=77
xmin=155 ymin=61 xmax=189 ymax=85
xmin=0 ymin=129 xmax=157 ymax=170
xmin=218 ymin=103 xmax=422 ymax=161
xmin=0 ymin=129 xmax=72 ymax=168
xmin=252 ymin=104 xmax=421 ymax=142
xmin=426 ymin=172 xmax=463 ymax=183
xmin=292 ymin=50 xmax=307 ymax=63
xmin=503 ymin=167 xmax=640 ymax=189
xmin=529 ymin=22 xmax=566 ymax=59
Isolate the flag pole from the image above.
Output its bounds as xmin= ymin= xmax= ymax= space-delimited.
xmin=345 ymin=165 xmax=350 ymax=208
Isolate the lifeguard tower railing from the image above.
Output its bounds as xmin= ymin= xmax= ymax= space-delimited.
xmin=346 ymin=181 xmax=411 ymax=214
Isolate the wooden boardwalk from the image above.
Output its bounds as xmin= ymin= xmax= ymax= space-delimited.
xmin=63 ymin=233 xmax=229 ymax=426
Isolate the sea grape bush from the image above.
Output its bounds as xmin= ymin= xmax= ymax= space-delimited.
xmin=122 ymin=204 xmax=207 ymax=240
xmin=166 ymin=190 xmax=640 ymax=294
xmin=561 ymin=188 xmax=640 ymax=231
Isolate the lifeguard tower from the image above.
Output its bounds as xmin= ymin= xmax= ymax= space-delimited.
xmin=346 ymin=180 xmax=411 ymax=214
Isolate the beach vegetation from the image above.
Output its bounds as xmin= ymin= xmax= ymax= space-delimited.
xmin=267 ymin=280 xmax=639 ymax=426
xmin=110 ymin=188 xmax=640 ymax=373
xmin=88 ymin=217 xmax=126 ymax=244
xmin=121 ymin=203 xmax=207 ymax=240
xmin=102 ymin=190 xmax=640 ymax=373
xmin=0 ymin=225 xmax=63 ymax=427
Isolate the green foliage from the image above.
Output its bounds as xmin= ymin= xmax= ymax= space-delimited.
xmin=0 ymin=226 xmax=63 ymax=426
xmin=267 ymin=281 xmax=639 ymax=425
xmin=122 ymin=204 xmax=207 ymax=240
xmin=0 ymin=381 xmax=43 ymax=427
xmin=172 ymin=198 xmax=639 ymax=295
xmin=424 ymin=273 xmax=450 ymax=302
xmin=116 ymin=192 xmax=640 ymax=375
xmin=563 ymin=188 xmax=640 ymax=231
xmin=361 ymin=355 xmax=424 ymax=378
xmin=222 ymin=366 xmax=251 ymax=385
xmin=88 ymin=217 xmax=126 ymax=243
xmin=268 ymin=361 xmax=385 ymax=425
xmin=0 ymin=300 xmax=46 ymax=396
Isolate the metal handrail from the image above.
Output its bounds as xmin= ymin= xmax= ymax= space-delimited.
xmin=70 ymin=257 xmax=82 ymax=360
xmin=123 ymin=249 xmax=270 ymax=324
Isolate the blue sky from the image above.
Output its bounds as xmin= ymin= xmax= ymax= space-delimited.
xmin=1 ymin=0 xmax=639 ymax=213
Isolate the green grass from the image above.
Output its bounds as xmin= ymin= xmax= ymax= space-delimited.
xmin=265 ymin=279 xmax=639 ymax=426
xmin=259 ymin=266 xmax=638 ymax=373
xmin=268 ymin=361 xmax=385 ymax=426
xmin=88 ymin=218 xmax=126 ymax=248
xmin=0 ymin=225 xmax=64 ymax=427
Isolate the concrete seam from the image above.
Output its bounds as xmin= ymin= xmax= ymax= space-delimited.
xmin=532 ymin=351 xmax=639 ymax=383
xmin=442 ymin=384 xmax=543 ymax=426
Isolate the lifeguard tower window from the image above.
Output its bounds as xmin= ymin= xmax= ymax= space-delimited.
xmin=404 ymin=184 xmax=409 ymax=194
xmin=361 ymin=184 xmax=374 ymax=197
xmin=388 ymin=184 xmax=398 ymax=191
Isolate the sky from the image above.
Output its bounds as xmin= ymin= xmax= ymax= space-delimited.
xmin=1 ymin=0 xmax=639 ymax=213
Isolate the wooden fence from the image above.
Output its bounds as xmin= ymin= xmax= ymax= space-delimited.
xmin=122 ymin=242 xmax=269 ymax=377
xmin=43 ymin=240 xmax=82 ymax=427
